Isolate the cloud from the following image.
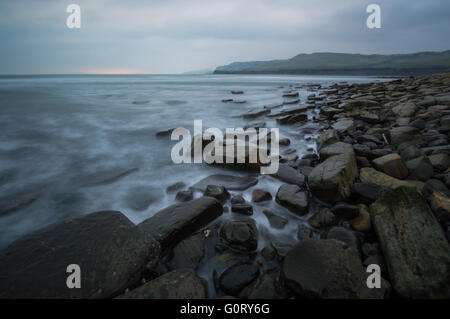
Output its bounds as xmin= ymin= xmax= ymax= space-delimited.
xmin=0 ymin=0 xmax=449 ymax=74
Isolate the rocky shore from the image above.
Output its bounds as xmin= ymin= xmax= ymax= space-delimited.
xmin=1 ymin=73 xmax=449 ymax=299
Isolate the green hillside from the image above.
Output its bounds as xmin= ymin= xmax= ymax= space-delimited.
xmin=214 ymin=51 xmax=450 ymax=76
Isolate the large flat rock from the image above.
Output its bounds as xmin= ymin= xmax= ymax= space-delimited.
xmin=191 ymin=174 xmax=258 ymax=191
xmin=370 ymin=187 xmax=450 ymax=298
xmin=282 ymin=239 xmax=387 ymax=299
xmin=0 ymin=211 xmax=161 ymax=298
xmin=138 ymin=197 xmax=222 ymax=249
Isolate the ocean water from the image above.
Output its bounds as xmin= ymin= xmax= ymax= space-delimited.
xmin=0 ymin=74 xmax=386 ymax=250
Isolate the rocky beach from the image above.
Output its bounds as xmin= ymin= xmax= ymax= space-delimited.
xmin=0 ymin=72 xmax=449 ymax=299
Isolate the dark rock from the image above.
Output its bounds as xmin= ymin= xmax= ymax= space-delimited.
xmin=175 ymin=189 xmax=194 ymax=202
xmin=239 ymin=274 xmax=286 ymax=299
xmin=410 ymin=118 xmax=426 ymax=130
xmin=271 ymin=240 xmax=295 ymax=257
xmin=218 ymin=263 xmax=260 ymax=296
xmin=428 ymin=153 xmax=450 ymax=172
xmin=307 ymin=208 xmax=337 ymax=228
xmin=282 ymin=239 xmax=386 ymax=298
xmin=331 ymin=203 xmax=359 ymax=220
xmin=220 ymin=220 xmax=258 ymax=251
xmin=428 ymin=192 xmax=450 ymax=223
xmin=316 ymin=129 xmax=339 ymax=150
xmin=117 ymin=268 xmax=206 ymax=299
xmin=231 ymin=203 xmax=253 ymax=215
xmin=369 ymin=187 xmax=450 ymax=298
xmin=425 ymin=179 xmax=450 ymax=197
xmin=275 ymin=184 xmax=309 ymax=215
xmin=252 ymin=189 xmax=272 ymax=202
xmin=326 ymin=226 xmax=360 ymax=255
xmin=319 ymin=142 xmax=354 ymax=160
xmin=272 ymin=164 xmax=306 ymax=187
xmin=372 ymin=153 xmax=408 ymax=179
xmin=139 ymin=197 xmax=222 ymax=249
xmin=405 ymin=156 xmax=434 ymax=181
xmin=261 ymin=246 xmax=277 ymax=261
xmin=204 ymin=185 xmax=230 ymax=203
xmin=191 ymin=174 xmax=258 ymax=191
xmin=400 ymin=145 xmax=424 ymax=161
xmin=390 ymin=126 xmax=422 ymax=145
xmin=279 ymin=138 xmax=291 ymax=146
xmin=0 ymin=211 xmax=161 ymax=298
xmin=167 ymin=233 xmax=205 ymax=270
xmin=231 ymin=195 xmax=245 ymax=204
xmin=263 ymin=210 xmax=288 ymax=229
xmin=352 ymin=183 xmax=385 ymax=201
xmin=297 ymin=226 xmax=313 ymax=241
xmin=166 ymin=182 xmax=186 ymax=194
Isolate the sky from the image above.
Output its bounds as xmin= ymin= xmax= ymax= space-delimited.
xmin=0 ymin=0 xmax=449 ymax=74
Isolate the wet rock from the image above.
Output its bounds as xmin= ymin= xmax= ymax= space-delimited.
xmin=231 ymin=203 xmax=253 ymax=215
xmin=231 ymin=195 xmax=245 ymax=204
xmin=360 ymin=167 xmax=425 ymax=193
xmin=239 ymin=274 xmax=287 ymax=299
xmin=272 ymin=164 xmax=306 ymax=187
xmin=263 ymin=210 xmax=288 ymax=229
xmin=319 ymin=142 xmax=354 ymax=160
xmin=220 ymin=220 xmax=258 ymax=251
xmin=244 ymin=121 xmax=266 ymax=131
xmin=390 ymin=126 xmax=422 ymax=145
xmin=242 ymin=109 xmax=270 ymax=119
xmin=326 ymin=227 xmax=360 ymax=255
xmin=139 ymin=197 xmax=222 ymax=249
xmin=261 ymin=246 xmax=277 ymax=261
xmin=331 ymin=203 xmax=359 ymax=220
xmin=297 ymin=226 xmax=313 ymax=241
xmin=282 ymin=239 xmax=386 ymax=298
xmin=231 ymin=90 xmax=244 ymax=94
xmin=252 ymin=189 xmax=272 ymax=202
xmin=219 ymin=263 xmax=260 ymax=296
xmin=0 ymin=211 xmax=161 ymax=298
xmin=123 ymin=185 xmax=161 ymax=211
xmin=428 ymin=153 xmax=449 ymax=172
xmin=166 ymin=182 xmax=186 ymax=194
xmin=425 ymin=179 xmax=450 ymax=197
xmin=349 ymin=204 xmax=371 ymax=232
xmin=352 ymin=182 xmax=385 ymax=201
xmin=400 ymin=144 xmax=424 ymax=161
xmin=307 ymin=207 xmax=337 ymax=229
xmin=332 ymin=119 xmax=355 ymax=134
xmin=191 ymin=174 xmax=258 ymax=191
xmin=275 ymin=184 xmax=309 ymax=215
xmin=279 ymin=138 xmax=291 ymax=146
xmin=308 ymin=152 xmax=357 ymax=204
xmin=117 ymin=268 xmax=206 ymax=299
xmin=167 ymin=233 xmax=205 ymax=270
xmin=372 ymin=153 xmax=409 ymax=179
xmin=410 ymin=118 xmax=426 ymax=130
xmin=369 ymin=187 xmax=450 ymax=298
xmin=204 ymin=185 xmax=230 ymax=203
xmin=405 ymin=156 xmax=434 ymax=181
xmin=175 ymin=189 xmax=194 ymax=202
xmin=156 ymin=128 xmax=175 ymax=138
xmin=428 ymin=192 xmax=450 ymax=223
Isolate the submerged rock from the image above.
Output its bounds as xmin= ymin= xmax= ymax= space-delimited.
xmin=220 ymin=220 xmax=258 ymax=251
xmin=0 ymin=211 xmax=161 ymax=298
xmin=263 ymin=210 xmax=288 ymax=229
xmin=369 ymin=187 xmax=450 ymax=298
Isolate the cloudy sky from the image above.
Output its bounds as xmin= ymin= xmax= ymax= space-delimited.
xmin=0 ymin=0 xmax=449 ymax=74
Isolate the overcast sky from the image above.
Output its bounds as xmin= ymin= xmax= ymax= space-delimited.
xmin=0 ymin=0 xmax=449 ymax=74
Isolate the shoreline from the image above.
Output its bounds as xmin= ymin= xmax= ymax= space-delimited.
xmin=0 ymin=73 xmax=449 ymax=299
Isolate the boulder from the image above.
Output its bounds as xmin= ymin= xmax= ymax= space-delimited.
xmin=272 ymin=164 xmax=306 ymax=187
xmin=220 ymin=220 xmax=258 ymax=251
xmin=428 ymin=192 xmax=450 ymax=223
xmin=231 ymin=203 xmax=253 ymax=215
xmin=0 ymin=211 xmax=161 ymax=298
xmin=275 ymin=184 xmax=309 ymax=215
xmin=331 ymin=203 xmax=359 ymax=220
xmin=307 ymin=208 xmax=337 ymax=229
xmin=263 ymin=210 xmax=288 ymax=229
xmin=319 ymin=142 xmax=354 ymax=160
xmin=218 ymin=263 xmax=260 ymax=296
xmin=405 ymin=156 xmax=434 ymax=181
xmin=204 ymin=185 xmax=230 ymax=203
xmin=175 ymin=189 xmax=193 ymax=202
xmin=372 ymin=153 xmax=409 ymax=179
xmin=139 ymin=197 xmax=222 ymax=249
xmin=282 ymin=239 xmax=386 ymax=298
xmin=239 ymin=274 xmax=287 ymax=299
xmin=117 ymin=268 xmax=206 ymax=299
xmin=392 ymin=101 xmax=417 ymax=117
xmin=428 ymin=154 xmax=450 ymax=172
xmin=400 ymin=144 xmax=424 ymax=161
xmin=369 ymin=187 xmax=450 ymax=298
xmin=167 ymin=233 xmax=205 ymax=270
xmin=326 ymin=227 xmax=360 ymax=256
xmin=316 ymin=129 xmax=339 ymax=150
xmin=360 ymin=168 xmax=425 ymax=193
xmin=332 ymin=119 xmax=355 ymax=134
xmin=252 ymin=189 xmax=272 ymax=202
xmin=390 ymin=127 xmax=422 ymax=145
xmin=191 ymin=174 xmax=258 ymax=191
xmin=308 ymin=152 xmax=357 ymax=203
xmin=352 ymin=182 xmax=385 ymax=201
